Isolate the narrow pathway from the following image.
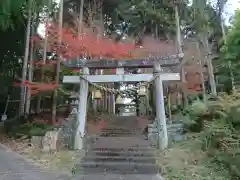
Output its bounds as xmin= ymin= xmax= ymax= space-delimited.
xmin=72 ymin=116 xmax=162 ymax=180
xmin=0 ymin=144 xmax=69 ymax=180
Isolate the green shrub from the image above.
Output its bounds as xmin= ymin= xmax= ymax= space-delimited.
xmin=183 ymin=91 xmax=240 ymax=179
xmin=3 ymin=115 xmax=54 ymax=138
xmin=182 ymin=100 xmax=208 ymax=132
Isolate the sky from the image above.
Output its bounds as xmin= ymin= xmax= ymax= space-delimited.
xmin=224 ymin=0 xmax=240 ymax=23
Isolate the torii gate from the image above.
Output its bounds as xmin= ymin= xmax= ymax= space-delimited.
xmin=63 ymin=54 xmax=183 ymax=150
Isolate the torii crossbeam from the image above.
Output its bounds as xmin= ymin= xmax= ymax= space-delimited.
xmin=63 ymin=53 xmax=183 ymax=69
xmin=63 ymin=73 xmax=180 ymax=83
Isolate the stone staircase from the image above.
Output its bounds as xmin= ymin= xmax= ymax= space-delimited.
xmin=72 ymin=116 xmax=161 ymax=179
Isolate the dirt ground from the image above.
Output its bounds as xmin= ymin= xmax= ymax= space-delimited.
xmin=0 ymin=122 xmax=83 ymax=175
xmin=155 ymin=133 xmax=230 ymax=180
xmin=0 ymin=137 xmax=84 ymax=175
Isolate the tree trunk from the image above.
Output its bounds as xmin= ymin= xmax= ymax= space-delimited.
xmin=203 ymin=36 xmax=217 ymax=96
xmin=78 ymin=0 xmax=84 ymax=35
xmin=37 ymin=0 xmax=52 ymax=114
xmin=195 ymin=41 xmax=207 ymax=103
xmin=19 ymin=0 xmax=33 ymax=116
xmin=220 ymin=15 xmax=235 ymax=92
xmin=52 ymin=0 xmax=63 ymax=123
xmin=174 ymin=5 xmax=187 ymax=107
xmin=25 ymin=20 xmax=35 ymax=114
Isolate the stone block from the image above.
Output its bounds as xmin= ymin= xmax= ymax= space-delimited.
xmin=31 ymin=130 xmax=60 ymax=152
xmin=31 ymin=136 xmax=43 ymax=148
xmin=42 ymin=130 xmax=59 ymax=152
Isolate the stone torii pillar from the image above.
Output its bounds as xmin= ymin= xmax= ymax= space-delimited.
xmin=74 ymin=67 xmax=89 ymax=150
xmin=154 ymin=62 xmax=168 ymax=150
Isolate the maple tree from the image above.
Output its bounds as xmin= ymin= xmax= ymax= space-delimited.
xmin=14 ymin=10 xmax=180 ymax=97
xmin=14 ymin=22 xmax=201 ymax=98
xmin=14 ymin=80 xmax=59 ymax=96
xmin=15 ymin=23 xmax=138 ymax=96
xmin=34 ymin=23 xmax=137 ymax=61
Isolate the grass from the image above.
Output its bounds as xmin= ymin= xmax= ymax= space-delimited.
xmin=155 ymin=133 xmax=230 ymax=180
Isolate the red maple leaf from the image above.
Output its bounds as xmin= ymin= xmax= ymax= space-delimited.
xmin=16 ymin=23 xmax=144 ymax=96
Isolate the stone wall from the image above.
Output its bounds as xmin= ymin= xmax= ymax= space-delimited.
xmin=148 ymin=121 xmax=185 ymax=146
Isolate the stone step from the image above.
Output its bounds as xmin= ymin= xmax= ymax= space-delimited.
xmin=91 ymin=147 xmax=154 ymax=152
xmin=148 ymin=128 xmax=184 ymax=133
xmin=100 ymin=129 xmax=136 ymax=132
xmin=101 ymin=128 xmax=137 ymax=130
xmin=92 ymin=136 xmax=150 ymax=141
xmin=148 ymin=123 xmax=184 ymax=129
xmin=100 ymin=131 xmax=137 ymax=133
xmin=100 ymin=132 xmax=136 ymax=134
xmin=132 ymin=145 xmax=157 ymax=149
xmin=102 ymin=128 xmax=138 ymax=130
xmin=87 ymin=150 xmax=154 ymax=158
xmin=84 ymin=156 xmax=156 ymax=164
xmin=149 ymin=129 xmax=184 ymax=134
xmin=101 ymin=130 xmax=137 ymax=132
xmin=99 ymin=134 xmax=136 ymax=137
xmin=71 ymin=174 xmax=162 ymax=180
xmin=75 ymin=161 xmax=159 ymax=174
xmin=100 ymin=131 xmax=137 ymax=134
xmin=99 ymin=134 xmax=138 ymax=136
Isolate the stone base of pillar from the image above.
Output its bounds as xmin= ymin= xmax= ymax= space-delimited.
xmin=73 ymin=132 xmax=84 ymax=150
xmin=139 ymin=96 xmax=147 ymax=116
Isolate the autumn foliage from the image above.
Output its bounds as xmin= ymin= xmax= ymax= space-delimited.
xmin=34 ymin=23 xmax=137 ymax=63
xmin=14 ymin=80 xmax=59 ymax=96
xmin=14 ymin=23 xmax=140 ymax=95
xmin=15 ymin=21 xmax=180 ymax=95
xmin=14 ymin=21 xmax=204 ymax=96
